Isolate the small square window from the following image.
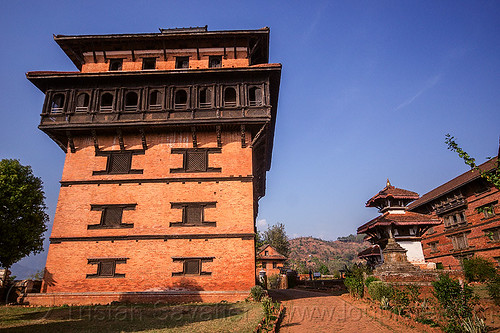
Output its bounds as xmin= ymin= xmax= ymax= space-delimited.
xmin=170 ymin=202 xmax=216 ymax=227
xmin=184 ymin=260 xmax=201 ymax=275
xmin=109 ymin=152 xmax=132 ymax=174
xmin=142 ymin=58 xmax=156 ymax=70
xmin=429 ymin=242 xmax=438 ymax=253
xmin=109 ymin=59 xmax=123 ymax=71
xmin=170 ymin=148 xmax=221 ymax=173
xmin=262 ymin=262 xmax=267 ymax=269
xmin=186 ymin=151 xmax=207 ymax=172
xmin=264 ymin=251 xmax=269 ymax=256
xmin=273 ymin=262 xmax=277 ymax=269
xmin=86 ymin=258 xmax=126 ymax=278
xmin=176 ymin=57 xmax=189 ymax=69
xmin=172 ymin=257 xmax=213 ymax=276
xmin=209 ymin=56 xmax=222 ymax=68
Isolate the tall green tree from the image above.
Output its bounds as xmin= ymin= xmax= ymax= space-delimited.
xmin=0 ymin=159 xmax=48 ymax=289
xmin=262 ymin=223 xmax=290 ymax=257
xmin=445 ymin=134 xmax=500 ymax=190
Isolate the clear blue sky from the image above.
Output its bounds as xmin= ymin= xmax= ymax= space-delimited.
xmin=1 ymin=1 xmax=499 ymax=277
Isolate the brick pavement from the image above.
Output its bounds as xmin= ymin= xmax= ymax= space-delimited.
xmin=269 ymin=289 xmax=427 ymax=333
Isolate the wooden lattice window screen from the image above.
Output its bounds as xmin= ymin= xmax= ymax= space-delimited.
xmin=170 ymin=148 xmax=221 ymax=173
xmin=103 ymin=207 xmax=123 ymax=227
xmin=109 ymin=152 xmax=132 ymax=174
xmin=186 ymin=151 xmax=207 ymax=172
xmin=184 ymin=260 xmax=201 ymax=275
xmin=185 ymin=206 xmax=203 ymax=225
xmin=99 ymin=261 xmax=115 ymax=277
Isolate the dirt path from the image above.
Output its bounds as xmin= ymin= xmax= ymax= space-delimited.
xmin=269 ymin=289 xmax=426 ymax=333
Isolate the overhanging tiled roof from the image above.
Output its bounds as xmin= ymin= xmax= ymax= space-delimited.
xmin=366 ymin=185 xmax=419 ymax=207
xmin=408 ymin=158 xmax=498 ymax=210
xmin=357 ymin=211 xmax=440 ymax=234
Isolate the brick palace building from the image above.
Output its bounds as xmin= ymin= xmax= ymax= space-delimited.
xmin=25 ymin=26 xmax=281 ymax=305
xmin=409 ymin=157 xmax=500 ymax=270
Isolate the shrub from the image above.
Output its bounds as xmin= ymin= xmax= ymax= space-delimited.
xmin=261 ymin=295 xmax=280 ymax=329
xmin=364 ymin=276 xmax=379 ymax=288
xmin=268 ymin=274 xmax=281 ymax=289
xmin=367 ymin=281 xmax=394 ymax=301
xmin=486 ymin=273 xmax=500 ymax=306
xmin=250 ymin=285 xmax=265 ymax=302
xmin=344 ymin=265 xmax=367 ymax=298
xmin=432 ymin=274 xmax=476 ymax=333
xmin=463 ymin=256 xmax=497 ymax=282
xmin=392 ymin=288 xmax=410 ymax=316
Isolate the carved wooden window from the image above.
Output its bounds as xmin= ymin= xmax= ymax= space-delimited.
xmin=172 ymin=257 xmax=213 ymax=276
xmin=175 ymin=56 xmax=189 ymax=69
xmin=87 ymin=258 xmax=126 ymax=278
xmin=209 ymin=55 xmax=222 ymax=68
xmin=88 ymin=204 xmax=136 ymax=229
xmin=450 ymin=233 xmax=469 ymax=250
xmin=51 ymin=93 xmax=65 ymax=113
xmin=100 ymin=93 xmax=114 ymax=112
xmin=478 ymin=201 xmax=497 ymax=219
xmin=429 ymin=241 xmax=438 ymax=253
xmin=142 ymin=57 xmax=156 ymax=70
xmin=485 ymin=227 xmax=500 ymax=242
xmin=93 ymin=150 xmax=144 ymax=175
xmin=170 ymin=202 xmax=216 ymax=227
xmin=76 ymin=93 xmax=90 ymax=112
xmin=199 ymin=87 xmax=212 ymax=108
xmin=174 ymin=89 xmax=188 ymax=109
xmin=224 ymin=87 xmax=237 ymax=107
xmin=443 ymin=211 xmax=467 ymax=228
xmin=109 ymin=59 xmax=123 ymax=71
xmin=248 ymin=87 xmax=262 ymax=106
xmin=149 ymin=90 xmax=162 ymax=109
xmin=125 ymin=92 xmax=139 ymax=111
xmin=170 ymin=148 xmax=221 ymax=173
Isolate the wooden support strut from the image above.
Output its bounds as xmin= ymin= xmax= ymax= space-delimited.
xmin=103 ymin=50 xmax=108 ymax=63
xmin=92 ymin=50 xmax=97 ymax=63
xmin=131 ymin=49 xmax=135 ymax=62
xmin=66 ymin=131 xmax=76 ymax=153
xmin=191 ymin=126 xmax=197 ymax=148
xmin=117 ymin=129 xmax=125 ymax=151
xmin=250 ymin=124 xmax=267 ymax=147
xmin=91 ymin=129 xmax=99 ymax=153
xmin=140 ymin=129 xmax=147 ymax=150
xmin=240 ymin=125 xmax=246 ymax=148
xmin=162 ymin=41 xmax=167 ymax=61
xmin=216 ymin=126 xmax=222 ymax=148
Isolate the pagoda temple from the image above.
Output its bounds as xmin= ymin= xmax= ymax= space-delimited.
xmin=358 ymin=180 xmax=440 ymax=269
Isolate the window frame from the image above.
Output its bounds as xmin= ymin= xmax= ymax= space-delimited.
xmin=170 ymin=148 xmax=221 ymax=173
xmin=109 ymin=59 xmax=123 ymax=71
xmin=86 ymin=258 xmax=127 ymax=278
xmin=172 ymin=257 xmax=214 ymax=276
xmin=208 ymin=55 xmax=222 ymax=68
xmin=92 ymin=150 xmax=144 ymax=175
xmin=88 ymin=204 xmax=136 ymax=229
xmin=175 ymin=56 xmax=189 ymax=69
xmin=142 ymin=57 xmax=157 ymax=70
xmin=170 ymin=202 xmax=217 ymax=227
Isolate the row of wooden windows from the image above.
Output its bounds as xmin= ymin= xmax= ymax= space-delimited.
xmin=49 ymin=86 xmax=262 ymax=113
xmin=87 ymin=202 xmax=217 ymax=230
xmin=261 ymin=262 xmax=278 ymax=269
xmin=86 ymin=258 xmax=212 ymax=278
xmin=93 ymin=148 xmax=221 ymax=175
xmin=107 ymin=55 xmax=223 ymax=72
xmin=443 ymin=211 xmax=467 ymax=228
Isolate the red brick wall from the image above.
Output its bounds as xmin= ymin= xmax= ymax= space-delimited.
xmin=43 ymin=130 xmax=258 ymax=299
xmin=419 ymin=182 xmax=500 ymax=269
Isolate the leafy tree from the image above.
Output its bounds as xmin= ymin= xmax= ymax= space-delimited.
xmin=0 ymin=159 xmax=48 ymax=289
xmin=262 ymin=223 xmax=290 ymax=257
xmin=445 ymin=134 xmax=500 ymax=190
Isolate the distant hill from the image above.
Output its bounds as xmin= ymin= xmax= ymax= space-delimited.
xmin=288 ymin=235 xmax=370 ymax=275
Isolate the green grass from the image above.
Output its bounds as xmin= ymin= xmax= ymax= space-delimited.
xmin=0 ymin=302 xmax=263 ymax=333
